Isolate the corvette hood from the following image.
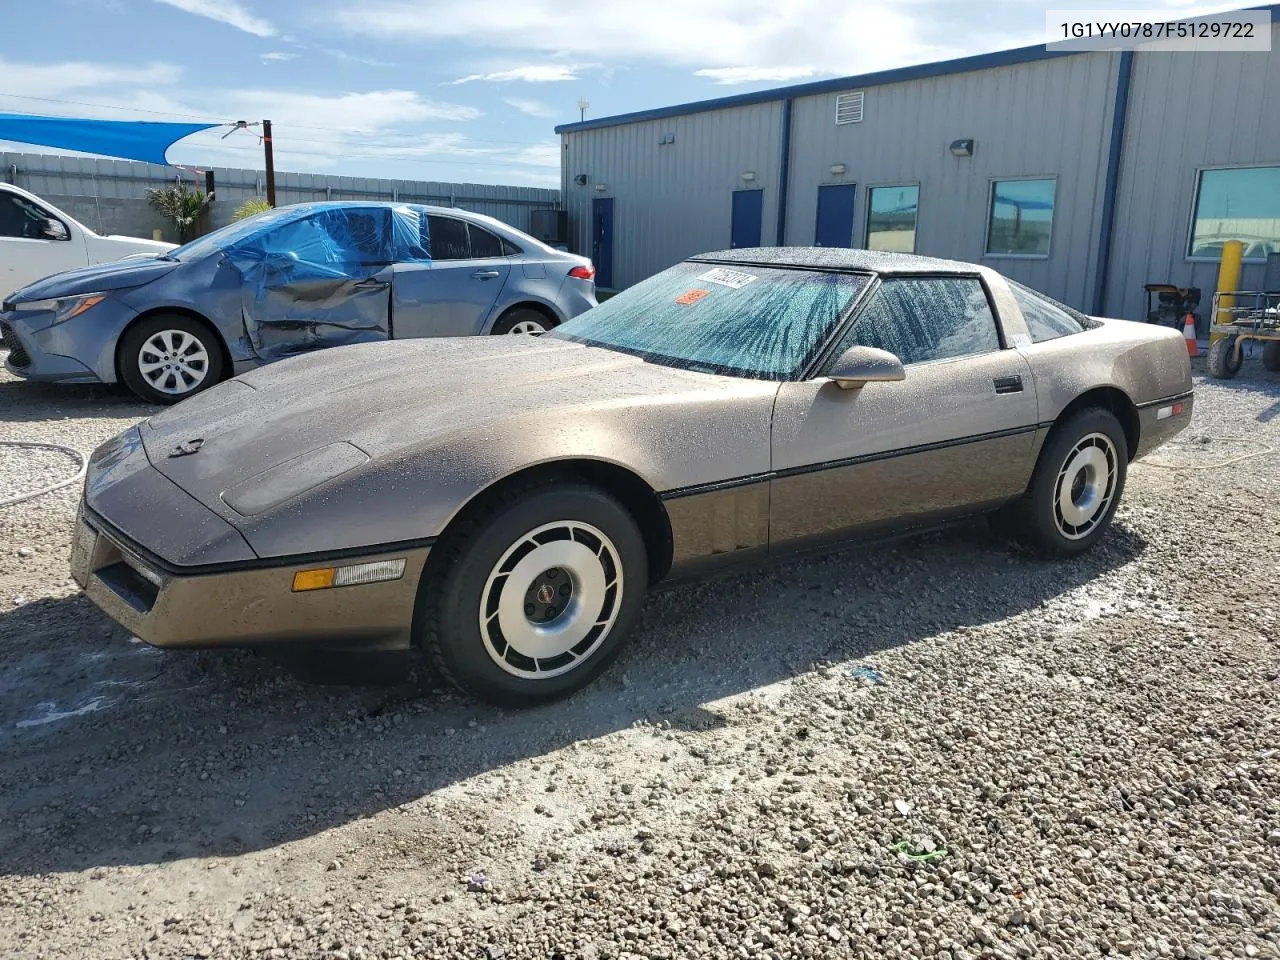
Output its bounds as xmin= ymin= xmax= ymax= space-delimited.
xmin=6 ymin=257 xmax=180 ymax=302
xmin=139 ymin=335 xmax=766 ymax=525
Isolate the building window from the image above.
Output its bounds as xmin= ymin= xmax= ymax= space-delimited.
xmin=1188 ymin=166 xmax=1280 ymax=261
xmin=986 ymin=178 xmax=1056 ymax=257
xmin=866 ymin=185 xmax=919 ymax=253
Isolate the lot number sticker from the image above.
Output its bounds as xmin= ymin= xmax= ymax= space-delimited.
xmin=698 ymin=268 xmax=758 ymax=289
xmin=675 ymin=289 xmax=710 ymax=305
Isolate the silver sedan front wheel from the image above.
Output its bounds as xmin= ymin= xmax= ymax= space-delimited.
xmin=479 ymin=520 xmax=623 ymax=678
xmin=137 ymin=329 xmax=211 ymax=397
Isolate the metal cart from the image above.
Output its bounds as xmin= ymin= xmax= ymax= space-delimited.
xmin=1206 ymin=290 xmax=1280 ymax=378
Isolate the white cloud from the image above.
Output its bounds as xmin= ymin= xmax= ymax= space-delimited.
xmin=331 ymin=0 xmax=973 ymax=75
xmin=260 ymin=52 xmax=298 ymax=62
xmin=503 ymin=97 xmax=556 ymax=118
xmin=320 ymin=48 xmax=397 ymax=68
xmin=0 ymin=58 xmax=560 ymax=183
xmin=152 ymin=0 xmax=275 ymax=37
xmin=448 ymin=64 xmax=580 ymax=84
xmin=0 ymin=59 xmax=181 ymax=97
xmin=695 ymin=66 xmax=819 ymax=85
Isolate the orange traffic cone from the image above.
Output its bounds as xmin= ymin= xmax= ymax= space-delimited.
xmin=1183 ymin=313 xmax=1199 ymax=357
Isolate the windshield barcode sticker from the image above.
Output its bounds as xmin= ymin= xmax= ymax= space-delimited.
xmin=698 ymin=268 xmax=758 ymax=289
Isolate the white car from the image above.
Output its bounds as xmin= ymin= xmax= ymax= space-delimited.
xmin=0 ymin=183 xmax=176 ymax=299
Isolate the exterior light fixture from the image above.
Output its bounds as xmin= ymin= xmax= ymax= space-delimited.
xmin=594 ymin=183 xmax=608 ymax=192
xmin=829 ymin=163 xmax=847 ymax=176
xmin=741 ymin=171 xmax=756 ymax=182
xmin=949 ymin=139 xmax=975 ymax=157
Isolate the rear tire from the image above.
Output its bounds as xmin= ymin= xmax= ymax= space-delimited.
xmin=1207 ymin=335 xmax=1242 ymax=379
xmin=997 ymin=408 xmax=1128 ymax=558
xmin=119 ymin=313 xmax=224 ymax=404
xmin=1262 ymin=340 xmax=1280 ymax=372
xmin=415 ymin=482 xmax=647 ymax=705
xmin=491 ymin=308 xmax=555 ymax=335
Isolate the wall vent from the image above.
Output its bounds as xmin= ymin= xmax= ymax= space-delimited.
xmin=835 ymin=91 xmax=865 ymax=125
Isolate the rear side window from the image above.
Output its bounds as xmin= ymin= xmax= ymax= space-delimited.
xmin=467 ymin=224 xmax=506 ymax=259
xmin=837 ymin=276 xmax=1000 ymax=365
xmin=1008 ymin=281 xmax=1092 ymax=342
xmin=427 ymin=216 xmax=469 ymax=260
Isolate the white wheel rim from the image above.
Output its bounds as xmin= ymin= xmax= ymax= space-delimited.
xmin=137 ymin=329 xmax=210 ymax=396
xmin=479 ymin=520 xmax=623 ymax=679
xmin=508 ymin=319 xmax=546 ymax=334
xmin=1053 ymin=432 xmax=1118 ymax=540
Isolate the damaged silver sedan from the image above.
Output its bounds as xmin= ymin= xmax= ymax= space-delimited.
xmin=1 ymin=202 xmax=596 ymax=403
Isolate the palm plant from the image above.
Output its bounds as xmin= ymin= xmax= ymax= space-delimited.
xmin=232 ymin=198 xmax=273 ymax=222
xmin=146 ymin=182 xmax=209 ymax=243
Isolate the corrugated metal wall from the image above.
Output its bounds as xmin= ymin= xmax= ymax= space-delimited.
xmin=784 ymin=52 xmax=1119 ymax=311
xmin=561 ymin=102 xmax=783 ymax=289
xmin=1 ymin=151 xmax=560 ymax=240
xmin=1103 ymin=21 xmax=1280 ymax=319
xmin=561 ymin=35 xmax=1280 ymax=321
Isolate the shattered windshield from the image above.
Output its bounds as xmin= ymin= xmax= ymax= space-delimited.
xmin=549 ymin=261 xmax=871 ymax=380
xmin=167 ymin=207 xmax=296 ymax=262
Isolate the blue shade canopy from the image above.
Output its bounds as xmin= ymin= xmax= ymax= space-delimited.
xmin=0 ymin=113 xmax=220 ymax=166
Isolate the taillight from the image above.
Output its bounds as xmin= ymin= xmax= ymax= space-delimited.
xmin=568 ymin=264 xmax=596 ymax=281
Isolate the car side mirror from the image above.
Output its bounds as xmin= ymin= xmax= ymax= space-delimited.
xmin=827 ymin=345 xmax=906 ymax=390
xmin=42 ymin=218 xmax=69 ymax=241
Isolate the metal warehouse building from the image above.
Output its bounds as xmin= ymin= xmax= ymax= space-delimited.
xmin=556 ymin=11 xmax=1280 ymax=321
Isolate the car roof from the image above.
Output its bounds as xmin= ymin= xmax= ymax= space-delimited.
xmin=691 ymin=247 xmax=981 ymax=275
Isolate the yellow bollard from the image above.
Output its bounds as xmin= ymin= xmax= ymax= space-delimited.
xmin=153 ymin=229 xmax=164 ymax=242
xmin=1212 ymin=239 xmax=1244 ymax=342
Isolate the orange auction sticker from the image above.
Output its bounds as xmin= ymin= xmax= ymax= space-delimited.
xmin=675 ymin=288 xmax=710 ymax=305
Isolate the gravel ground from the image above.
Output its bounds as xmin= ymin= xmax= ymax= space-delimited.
xmin=0 ymin=358 xmax=1277 ymax=960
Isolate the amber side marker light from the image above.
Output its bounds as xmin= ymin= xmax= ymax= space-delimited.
xmin=292 ymin=559 xmax=406 ymax=592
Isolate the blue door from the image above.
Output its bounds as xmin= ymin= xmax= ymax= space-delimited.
xmin=730 ymin=189 xmax=764 ymax=248
xmin=592 ymin=197 xmax=614 ymax=289
xmin=815 ymin=184 xmax=856 ymax=247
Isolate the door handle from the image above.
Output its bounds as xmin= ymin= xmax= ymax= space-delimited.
xmin=353 ymin=277 xmax=388 ymax=289
xmin=993 ymin=375 xmax=1023 ymax=394
xmin=471 ymin=270 xmax=501 ymax=280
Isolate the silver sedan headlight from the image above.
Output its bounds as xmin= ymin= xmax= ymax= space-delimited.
xmin=14 ymin=293 xmax=108 ymax=324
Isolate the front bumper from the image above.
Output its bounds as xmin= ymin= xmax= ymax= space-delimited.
xmin=72 ymin=507 xmax=430 ymax=652
xmin=1 ymin=297 xmax=134 ymax=383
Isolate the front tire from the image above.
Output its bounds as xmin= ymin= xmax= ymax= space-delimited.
xmin=1207 ymin=335 xmax=1242 ymax=379
xmin=119 ymin=314 xmax=224 ymax=404
xmin=998 ymin=408 xmax=1128 ymax=557
xmin=416 ymin=483 xmax=647 ymax=705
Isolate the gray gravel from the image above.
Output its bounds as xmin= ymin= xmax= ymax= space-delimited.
xmin=0 ymin=357 xmax=1277 ymax=960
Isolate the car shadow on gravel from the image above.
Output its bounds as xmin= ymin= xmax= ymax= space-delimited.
xmin=0 ymin=520 xmax=1145 ymax=876
xmin=0 ymin=377 xmax=155 ymax=423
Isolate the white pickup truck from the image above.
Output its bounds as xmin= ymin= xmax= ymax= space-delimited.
xmin=1 ymin=182 xmax=176 ymax=300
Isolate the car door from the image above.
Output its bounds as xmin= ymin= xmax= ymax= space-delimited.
xmin=769 ymin=274 xmax=1039 ymax=548
xmin=234 ymin=206 xmax=393 ymax=362
xmin=390 ymin=215 xmax=512 ymax=338
xmin=0 ymin=189 xmax=85 ymax=296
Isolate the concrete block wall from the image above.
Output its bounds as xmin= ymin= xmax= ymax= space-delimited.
xmin=2 ymin=152 xmax=560 ymax=243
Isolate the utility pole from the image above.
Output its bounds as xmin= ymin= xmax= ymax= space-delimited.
xmin=263 ymin=119 xmax=276 ymax=207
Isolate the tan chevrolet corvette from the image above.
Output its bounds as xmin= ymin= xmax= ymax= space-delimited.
xmin=73 ymin=248 xmax=1193 ymax=704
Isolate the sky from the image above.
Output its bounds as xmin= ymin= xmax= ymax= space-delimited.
xmin=0 ymin=0 xmax=1252 ymax=188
